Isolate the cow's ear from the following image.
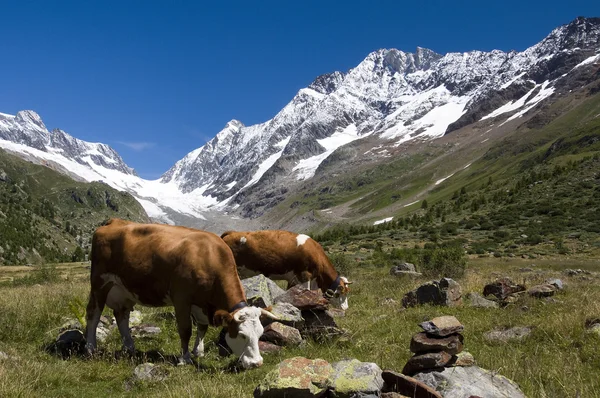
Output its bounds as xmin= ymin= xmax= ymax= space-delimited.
xmin=213 ymin=310 xmax=234 ymax=327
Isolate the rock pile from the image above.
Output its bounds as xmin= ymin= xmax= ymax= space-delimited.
xmin=402 ymin=278 xmax=462 ymax=308
xmin=482 ymin=276 xmax=564 ymax=305
xmin=402 ymin=316 xmax=468 ymax=376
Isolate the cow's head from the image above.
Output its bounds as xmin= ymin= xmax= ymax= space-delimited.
xmin=325 ymin=276 xmax=352 ymax=310
xmin=214 ymin=306 xmax=277 ymax=369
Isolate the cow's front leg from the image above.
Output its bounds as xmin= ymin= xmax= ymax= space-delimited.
xmin=175 ymin=305 xmax=193 ymax=365
xmin=114 ymin=308 xmax=135 ymax=355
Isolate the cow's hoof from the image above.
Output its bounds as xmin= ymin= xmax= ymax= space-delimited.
xmin=177 ymin=355 xmax=194 ymax=366
xmin=191 ymin=350 xmax=204 ymax=358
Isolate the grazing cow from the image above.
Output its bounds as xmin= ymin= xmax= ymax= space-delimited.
xmin=85 ymin=218 xmax=276 ymax=369
xmin=220 ymin=230 xmax=352 ymax=310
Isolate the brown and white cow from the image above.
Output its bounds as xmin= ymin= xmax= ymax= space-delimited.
xmin=85 ymin=218 xmax=276 ymax=369
xmin=220 ymin=230 xmax=352 ymax=310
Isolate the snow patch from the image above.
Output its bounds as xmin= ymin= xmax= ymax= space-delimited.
xmin=242 ymin=137 xmax=291 ymax=189
xmin=403 ymin=200 xmax=420 ymax=207
xmin=373 ymin=217 xmax=393 ymax=226
xmin=572 ymin=54 xmax=600 ymax=70
xmin=435 ymin=173 xmax=455 ymax=185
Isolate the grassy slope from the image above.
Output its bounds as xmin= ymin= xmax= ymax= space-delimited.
xmin=0 ymin=148 xmax=149 ymax=265
xmin=0 ymin=258 xmax=598 ymax=397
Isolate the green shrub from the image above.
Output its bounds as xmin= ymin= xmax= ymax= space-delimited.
xmin=9 ymin=265 xmax=61 ymax=287
xmin=419 ymin=246 xmax=466 ymax=279
xmin=329 ymin=252 xmax=354 ymax=277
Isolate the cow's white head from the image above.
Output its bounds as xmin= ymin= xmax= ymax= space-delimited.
xmin=326 ymin=276 xmax=352 ymax=310
xmin=214 ymin=306 xmax=277 ymax=369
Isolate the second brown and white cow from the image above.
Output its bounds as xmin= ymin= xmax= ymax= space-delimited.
xmin=220 ymin=230 xmax=352 ymax=310
xmin=85 ymin=218 xmax=277 ymax=369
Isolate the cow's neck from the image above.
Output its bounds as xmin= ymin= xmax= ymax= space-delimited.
xmin=213 ymin=272 xmax=247 ymax=312
xmin=317 ymin=265 xmax=339 ymax=293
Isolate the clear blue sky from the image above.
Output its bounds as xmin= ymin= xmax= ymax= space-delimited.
xmin=0 ymin=1 xmax=597 ymax=179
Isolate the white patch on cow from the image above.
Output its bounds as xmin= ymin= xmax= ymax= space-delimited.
xmin=240 ymin=236 xmax=247 ymax=244
xmin=226 ymin=307 xmax=264 ymax=369
xmin=296 ymin=234 xmax=310 ymax=246
xmin=101 ymin=273 xmax=141 ymax=309
xmin=191 ymin=305 xmax=209 ymax=357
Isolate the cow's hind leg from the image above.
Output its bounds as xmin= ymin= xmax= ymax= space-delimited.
xmin=114 ymin=308 xmax=135 ymax=355
xmin=174 ymin=304 xmax=193 ymax=365
xmin=85 ymin=289 xmax=106 ymax=355
xmin=191 ymin=306 xmax=209 ymax=357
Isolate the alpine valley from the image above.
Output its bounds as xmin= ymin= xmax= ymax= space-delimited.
xmin=1 ymin=17 xmax=600 ymax=264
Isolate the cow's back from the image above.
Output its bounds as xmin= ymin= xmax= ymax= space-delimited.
xmin=92 ymin=219 xmax=239 ymax=307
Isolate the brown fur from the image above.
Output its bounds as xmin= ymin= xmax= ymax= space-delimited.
xmin=221 ymin=230 xmax=346 ymax=293
xmin=88 ymin=218 xmax=246 ymax=329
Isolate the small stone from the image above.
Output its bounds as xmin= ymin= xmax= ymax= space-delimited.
xmin=381 ymin=298 xmax=398 ymax=306
xmin=381 ymin=370 xmax=442 ymax=398
xmin=133 ymin=363 xmax=169 ymax=382
xmin=466 ymin=292 xmax=499 ymax=308
xmin=410 ymin=332 xmax=463 ymax=355
xmin=261 ymin=322 xmax=303 ymax=346
xmin=326 ymin=308 xmax=346 ymax=318
xmin=484 ymin=326 xmax=532 ymax=343
xmin=390 ymin=262 xmax=416 ymax=273
xmin=527 ymin=284 xmax=556 ymax=298
xmin=419 ymin=316 xmax=464 ymax=337
xmin=449 ymin=351 xmax=476 ymax=367
xmin=330 ymin=359 xmax=383 ymax=397
xmin=129 ymin=310 xmax=143 ymax=327
xmin=402 ymin=352 xmax=453 ymax=376
xmin=131 ymin=324 xmax=161 ymax=338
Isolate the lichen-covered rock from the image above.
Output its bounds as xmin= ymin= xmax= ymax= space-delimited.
xmin=269 ymin=302 xmax=305 ymax=328
xmin=402 ymin=352 xmax=453 ymax=376
xmin=242 ymin=274 xmax=286 ymax=308
xmin=261 ymin=322 xmax=303 ymax=346
xmin=410 ymin=332 xmax=463 ymax=355
xmin=254 ymin=357 xmax=333 ymax=398
xmin=448 ymin=351 xmax=476 ymax=367
xmin=466 ymin=292 xmax=499 ymax=308
xmin=419 ymin=316 xmax=464 ymax=337
xmin=413 ymin=365 xmax=527 ymax=398
xmin=381 ymin=370 xmax=442 ymax=398
xmin=402 ymin=278 xmax=462 ymax=308
xmin=329 ymin=359 xmax=383 ymax=398
xmin=484 ymin=326 xmax=532 ymax=343
xmin=274 ymin=285 xmax=330 ymax=311
xmin=132 ymin=363 xmax=169 ymax=382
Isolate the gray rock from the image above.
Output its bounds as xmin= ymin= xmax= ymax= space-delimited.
xmin=96 ymin=325 xmax=110 ymax=343
xmin=482 ymin=277 xmax=526 ymax=301
xmin=413 ymin=365 xmax=527 ymax=398
xmin=390 ymin=262 xmax=416 ymax=274
xmin=132 ymin=363 xmax=169 ymax=382
xmin=527 ymin=284 xmax=556 ymax=298
xmin=546 ymin=278 xmax=563 ymax=290
xmin=242 ymin=274 xmax=286 ymax=308
xmin=410 ymin=332 xmax=463 ymax=355
xmin=261 ymin=322 xmax=303 ymax=346
xmin=419 ymin=316 xmax=464 ymax=337
xmin=402 ymin=352 xmax=453 ymax=376
xmin=254 ymin=356 xmax=333 ymax=397
xmin=381 ymin=370 xmax=442 ymax=398
xmin=131 ymin=324 xmax=161 ymax=338
xmin=402 ymin=278 xmax=462 ymax=308
xmin=258 ymin=341 xmax=283 ymax=354
xmin=466 ymin=292 xmax=499 ymax=308
xmin=484 ymin=326 xmax=532 ymax=343
xmin=330 ymin=359 xmax=384 ymax=398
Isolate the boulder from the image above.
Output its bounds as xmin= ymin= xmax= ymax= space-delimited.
xmin=254 ymin=357 xmax=333 ymax=398
xmin=402 ymin=278 xmax=462 ymax=308
xmin=391 ymin=262 xmax=416 ymax=273
xmin=484 ymin=326 xmax=532 ymax=343
xmin=261 ymin=322 xmax=303 ymax=346
xmin=482 ymin=278 xmax=526 ymax=300
xmin=402 ymin=352 xmax=453 ymax=376
xmin=52 ymin=329 xmax=86 ymax=358
xmin=465 ymin=292 xmax=499 ymax=308
xmin=419 ymin=316 xmax=464 ymax=337
xmin=410 ymin=332 xmax=463 ymax=355
xmin=242 ymin=274 xmax=286 ymax=308
xmin=132 ymin=363 xmax=169 ymax=382
xmin=381 ymin=370 xmax=442 ymax=398
xmin=527 ymin=284 xmax=556 ymax=298
xmin=274 ymin=285 xmax=330 ymax=311
xmin=546 ymin=278 xmax=563 ymax=290
xmin=329 ymin=359 xmax=383 ymax=398
xmin=413 ymin=365 xmax=527 ymax=398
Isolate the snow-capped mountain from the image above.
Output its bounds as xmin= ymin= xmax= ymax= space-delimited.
xmin=160 ymin=17 xmax=600 ymax=215
xmin=1 ymin=17 xmax=599 ymax=228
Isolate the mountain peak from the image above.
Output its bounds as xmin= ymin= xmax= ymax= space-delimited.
xmin=15 ymin=110 xmax=46 ymax=130
xmin=308 ymin=71 xmax=346 ymax=94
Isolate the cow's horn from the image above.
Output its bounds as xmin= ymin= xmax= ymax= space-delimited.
xmin=233 ymin=311 xmax=245 ymax=323
xmin=260 ymin=308 xmax=279 ymax=320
